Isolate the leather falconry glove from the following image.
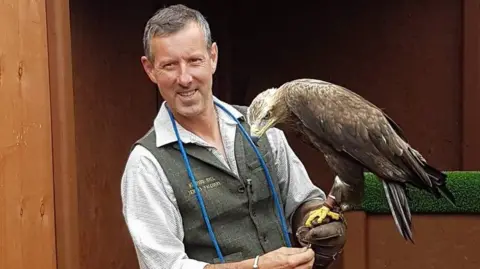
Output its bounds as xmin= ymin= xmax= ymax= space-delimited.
xmin=292 ymin=199 xmax=347 ymax=269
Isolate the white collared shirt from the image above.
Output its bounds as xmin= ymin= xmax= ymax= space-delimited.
xmin=121 ymin=96 xmax=326 ymax=269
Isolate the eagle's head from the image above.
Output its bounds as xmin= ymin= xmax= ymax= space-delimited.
xmin=246 ymin=87 xmax=289 ymax=143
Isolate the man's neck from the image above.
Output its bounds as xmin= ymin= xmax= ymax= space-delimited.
xmin=174 ymin=105 xmax=221 ymax=144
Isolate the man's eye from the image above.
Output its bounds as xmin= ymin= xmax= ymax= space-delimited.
xmin=190 ymin=58 xmax=202 ymax=64
xmin=162 ymin=63 xmax=175 ymax=69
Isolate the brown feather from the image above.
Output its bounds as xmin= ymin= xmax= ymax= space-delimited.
xmin=280 ymin=79 xmax=432 ymax=187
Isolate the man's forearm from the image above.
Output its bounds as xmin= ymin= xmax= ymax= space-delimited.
xmin=203 ymin=258 xmax=255 ymax=269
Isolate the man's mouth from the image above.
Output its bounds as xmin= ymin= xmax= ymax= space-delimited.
xmin=177 ymin=89 xmax=197 ymax=97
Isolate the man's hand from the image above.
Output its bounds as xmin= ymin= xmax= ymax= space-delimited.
xmin=204 ymin=247 xmax=315 ymax=269
xmin=257 ymin=246 xmax=315 ymax=269
xmin=292 ymin=200 xmax=347 ymax=269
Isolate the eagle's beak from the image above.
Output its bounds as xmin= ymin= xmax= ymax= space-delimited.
xmin=250 ymin=126 xmax=262 ymax=146
xmin=251 ymin=135 xmax=260 ymax=145
xmin=250 ymin=119 xmax=275 ymax=146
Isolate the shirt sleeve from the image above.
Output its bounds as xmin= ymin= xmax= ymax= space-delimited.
xmin=121 ymin=145 xmax=208 ymax=269
xmin=265 ymin=127 xmax=327 ymax=231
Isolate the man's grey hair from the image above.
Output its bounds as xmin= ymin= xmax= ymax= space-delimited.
xmin=143 ymin=4 xmax=213 ymax=62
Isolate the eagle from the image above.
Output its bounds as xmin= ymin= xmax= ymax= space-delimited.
xmin=246 ymin=78 xmax=456 ymax=243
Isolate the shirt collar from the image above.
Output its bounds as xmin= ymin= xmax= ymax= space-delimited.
xmin=153 ymin=96 xmax=245 ymax=148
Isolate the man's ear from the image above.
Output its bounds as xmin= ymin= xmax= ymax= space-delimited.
xmin=141 ymin=56 xmax=157 ymax=83
xmin=210 ymin=42 xmax=218 ymax=74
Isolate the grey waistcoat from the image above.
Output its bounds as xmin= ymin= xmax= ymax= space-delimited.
xmin=134 ymin=105 xmax=288 ymax=264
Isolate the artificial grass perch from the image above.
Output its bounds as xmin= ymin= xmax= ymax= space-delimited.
xmin=362 ymin=171 xmax=478 ymax=214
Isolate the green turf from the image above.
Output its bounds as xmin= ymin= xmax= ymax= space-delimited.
xmin=359 ymin=171 xmax=480 ymax=213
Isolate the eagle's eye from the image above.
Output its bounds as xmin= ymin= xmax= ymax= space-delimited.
xmin=263 ymin=111 xmax=271 ymax=120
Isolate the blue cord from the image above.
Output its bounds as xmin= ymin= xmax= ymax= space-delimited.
xmin=166 ymin=105 xmax=225 ymax=263
xmin=165 ymin=101 xmax=292 ymax=264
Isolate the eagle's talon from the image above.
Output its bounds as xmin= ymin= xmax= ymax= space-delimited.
xmin=304 ymin=206 xmax=340 ymax=227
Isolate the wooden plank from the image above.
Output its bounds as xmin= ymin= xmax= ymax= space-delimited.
xmin=0 ymin=0 xmax=57 ymax=268
xmin=462 ymin=0 xmax=480 ymax=170
xmin=45 ymin=0 xmax=80 ymax=268
xmin=342 ymin=211 xmax=367 ymax=269
xmin=367 ymin=215 xmax=480 ymax=269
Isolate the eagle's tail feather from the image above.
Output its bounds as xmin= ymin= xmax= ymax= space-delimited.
xmin=422 ymin=163 xmax=456 ymax=207
xmin=382 ymin=180 xmax=414 ymax=243
xmin=403 ymin=147 xmax=433 ymax=188
xmin=405 ymin=148 xmax=456 ymax=206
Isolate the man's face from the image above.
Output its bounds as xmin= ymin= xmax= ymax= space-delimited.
xmin=141 ymin=21 xmax=218 ymax=118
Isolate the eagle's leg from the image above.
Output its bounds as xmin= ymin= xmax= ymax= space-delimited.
xmin=304 ymin=195 xmax=340 ymax=227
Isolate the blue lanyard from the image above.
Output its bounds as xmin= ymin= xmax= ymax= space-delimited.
xmin=166 ymin=100 xmax=292 ymax=263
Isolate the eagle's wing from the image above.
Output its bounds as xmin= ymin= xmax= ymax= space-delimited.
xmin=283 ymin=80 xmax=432 ymax=188
xmin=282 ymin=80 xmax=424 ymax=241
xmin=296 ymin=120 xmax=366 ymax=210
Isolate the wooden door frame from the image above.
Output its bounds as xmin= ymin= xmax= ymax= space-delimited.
xmin=46 ymin=0 xmax=80 ymax=269
xmin=462 ymin=0 xmax=480 ymax=170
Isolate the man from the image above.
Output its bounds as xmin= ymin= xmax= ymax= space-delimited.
xmin=121 ymin=4 xmax=347 ymax=269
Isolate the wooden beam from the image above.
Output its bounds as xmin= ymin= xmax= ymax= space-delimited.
xmin=462 ymin=0 xmax=480 ymax=170
xmin=45 ymin=0 xmax=80 ymax=269
xmin=0 ymin=0 xmax=57 ymax=268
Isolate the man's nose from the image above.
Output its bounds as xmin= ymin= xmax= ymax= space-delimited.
xmin=178 ymin=67 xmax=193 ymax=87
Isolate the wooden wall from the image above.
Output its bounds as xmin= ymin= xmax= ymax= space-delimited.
xmin=1 ymin=0 xmax=479 ymax=269
xmin=67 ymin=1 xmax=157 ymax=269
xmin=0 ymin=0 xmax=57 ymax=269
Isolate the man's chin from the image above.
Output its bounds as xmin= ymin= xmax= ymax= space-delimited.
xmin=175 ymin=102 xmax=204 ymax=118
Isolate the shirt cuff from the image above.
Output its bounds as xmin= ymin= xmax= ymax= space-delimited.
xmin=176 ymin=259 xmax=209 ymax=269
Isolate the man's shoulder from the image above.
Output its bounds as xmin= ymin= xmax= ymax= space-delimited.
xmin=126 ymin=127 xmax=173 ymax=169
xmin=222 ymin=103 xmax=247 ymax=119
xmin=129 ymin=126 xmax=168 ymax=156
xmin=125 ymin=143 xmax=159 ymax=170
xmin=134 ymin=127 xmax=156 ymax=148
xmin=231 ymin=104 xmax=248 ymax=112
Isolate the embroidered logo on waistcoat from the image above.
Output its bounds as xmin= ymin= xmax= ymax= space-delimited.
xmin=187 ymin=176 xmax=222 ymax=195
